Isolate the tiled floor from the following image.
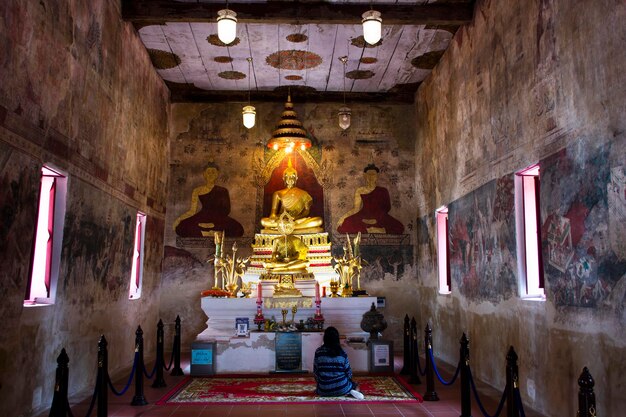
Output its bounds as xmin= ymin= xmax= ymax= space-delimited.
xmin=50 ymin=354 xmax=544 ymax=417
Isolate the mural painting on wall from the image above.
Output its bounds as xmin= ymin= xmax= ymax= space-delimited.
xmin=335 ymin=163 xmax=412 ymax=282
xmin=174 ymin=163 xmax=244 ymax=241
xmin=541 ymin=145 xmax=626 ymax=308
xmin=337 ymin=163 xmax=404 ymax=235
xmin=61 ymin=191 xmax=135 ymax=297
xmin=449 ymin=176 xmax=517 ymax=302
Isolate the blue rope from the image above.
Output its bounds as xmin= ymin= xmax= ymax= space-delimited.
xmin=468 ymin=367 xmax=507 ymax=417
xmin=163 ymin=345 xmax=175 ymax=371
xmin=144 ymin=360 xmax=157 ymax=379
xmin=67 ymin=373 xmax=99 ymax=417
xmin=428 ymin=348 xmax=461 ymax=386
xmin=108 ymin=352 xmax=138 ymax=396
xmin=515 ymin=387 xmax=527 ymax=417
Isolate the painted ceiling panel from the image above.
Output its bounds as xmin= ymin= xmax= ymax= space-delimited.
xmin=130 ymin=0 xmax=474 ymax=101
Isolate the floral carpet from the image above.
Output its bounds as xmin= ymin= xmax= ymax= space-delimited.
xmin=157 ymin=375 xmax=422 ymax=405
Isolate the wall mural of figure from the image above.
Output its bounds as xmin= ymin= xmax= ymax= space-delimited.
xmin=337 ymin=164 xmax=404 ymax=234
xmin=173 ymin=164 xmax=244 ymax=237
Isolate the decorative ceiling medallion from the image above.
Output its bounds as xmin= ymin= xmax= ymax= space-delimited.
xmin=274 ymin=85 xmax=317 ymax=94
xmin=346 ymin=70 xmax=375 ymax=80
xmin=266 ymin=50 xmax=322 ymax=70
xmin=214 ymin=56 xmax=234 ymax=63
xmin=285 ymin=75 xmax=303 ymax=81
xmin=411 ymin=50 xmax=445 ymax=69
xmin=207 ymin=34 xmax=241 ymax=47
xmin=147 ymin=48 xmax=181 ymax=69
xmin=425 ymin=24 xmax=460 ymax=35
xmin=360 ymin=57 xmax=378 ymax=64
xmin=286 ymin=33 xmax=308 ymax=43
xmin=351 ymin=35 xmax=382 ymax=48
xmin=218 ymin=70 xmax=246 ymax=80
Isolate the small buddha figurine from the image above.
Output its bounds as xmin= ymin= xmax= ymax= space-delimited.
xmin=260 ymin=159 xmax=323 ymax=233
xmin=263 ymin=234 xmax=310 ymax=273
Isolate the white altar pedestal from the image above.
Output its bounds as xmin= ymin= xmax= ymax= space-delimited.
xmin=196 ymin=296 xmax=377 ymax=373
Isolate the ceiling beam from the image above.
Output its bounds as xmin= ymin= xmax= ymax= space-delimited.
xmin=122 ymin=1 xmax=474 ymax=26
xmin=167 ymin=88 xmax=417 ymax=104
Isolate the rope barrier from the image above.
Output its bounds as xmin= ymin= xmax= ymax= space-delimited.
xmin=515 ymin=387 xmax=527 ymax=417
xmin=163 ymin=347 xmax=175 ymax=371
xmin=144 ymin=361 xmax=157 ymax=379
xmin=469 ymin=367 xmax=507 ymax=417
xmin=428 ymin=348 xmax=460 ymax=385
xmin=67 ymin=376 xmax=99 ymax=417
xmin=108 ymin=352 xmax=139 ymax=397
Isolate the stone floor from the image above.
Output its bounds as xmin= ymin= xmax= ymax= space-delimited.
xmin=42 ymin=353 xmax=545 ymax=417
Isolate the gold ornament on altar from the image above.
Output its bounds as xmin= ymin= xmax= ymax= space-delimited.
xmin=333 ymin=232 xmax=365 ymax=297
xmin=329 ymin=280 xmax=340 ymax=297
xmin=212 ymin=231 xmax=250 ymax=297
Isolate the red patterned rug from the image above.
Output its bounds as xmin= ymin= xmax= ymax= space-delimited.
xmin=157 ymin=375 xmax=422 ymax=405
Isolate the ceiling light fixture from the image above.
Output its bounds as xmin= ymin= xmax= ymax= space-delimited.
xmin=362 ymin=9 xmax=382 ymax=45
xmin=217 ymin=7 xmax=237 ymax=45
xmin=242 ymin=57 xmax=256 ymax=129
xmin=338 ymin=56 xmax=351 ymax=130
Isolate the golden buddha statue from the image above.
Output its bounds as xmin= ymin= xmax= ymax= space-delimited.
xmin=263 ymin=234 xmax=309 ymax=273
xmin=260 ymin=159 xmax=323 ymax=233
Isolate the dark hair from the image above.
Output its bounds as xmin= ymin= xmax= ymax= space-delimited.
xmin=323 ymin=326 xmax=342 ymax=356
xmin=363 ymin=163 xmax=380 ymax=173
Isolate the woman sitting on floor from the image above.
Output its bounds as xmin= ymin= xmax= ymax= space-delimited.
xmin=313 ymin=327 xmax=365 ymax=400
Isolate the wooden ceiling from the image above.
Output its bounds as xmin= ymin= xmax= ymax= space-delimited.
xmin=123 ymin=1 xmax=475 ymax=103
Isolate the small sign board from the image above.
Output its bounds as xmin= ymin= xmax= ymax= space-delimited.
xmin=236 ymin=317 xmax=249 ymax=337
xmin=369 ymin=340 xmax=394 ymax=373
xmin=190 ymin=341 xmax=216 ymax=376
xmin=273 ymin=332 xmax=305 ymax=373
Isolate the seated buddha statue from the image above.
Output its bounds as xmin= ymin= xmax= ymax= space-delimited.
xmin=260 ymin=159 xmax=323 ymax=233
xmin=263 ymin=234 xmax=310 ymax=274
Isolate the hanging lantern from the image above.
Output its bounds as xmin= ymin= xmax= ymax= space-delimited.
xmin=217 ymin=9 xmax=237 ymax=44
xmin=338 ymin=107 xmax=352 ymax=130
xmin=362 ymin=10 xmax=382 ymax=45
xmin=242 ymin=105 xmax=256 ymax=129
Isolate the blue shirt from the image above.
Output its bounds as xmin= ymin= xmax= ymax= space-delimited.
xmin=313 ymin=345 xmax=355 ymax=396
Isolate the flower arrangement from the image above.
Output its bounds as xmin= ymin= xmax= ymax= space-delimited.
xmin=200 ymin=288 xmax=232 ymax=298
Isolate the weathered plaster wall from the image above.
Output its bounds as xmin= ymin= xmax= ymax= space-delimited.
xmin=414 ymin=0 xmax=625 ymax=416
xmin=163 ymin=101 xmax=417 ymax=349
xmin=0 ymin=1 xmax=169 ymax=415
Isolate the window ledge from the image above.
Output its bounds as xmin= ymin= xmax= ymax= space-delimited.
xmin=23 ymin=301 xmax=54 ymax=308
xmin=521 ymin=295 xmax=546 ymax=302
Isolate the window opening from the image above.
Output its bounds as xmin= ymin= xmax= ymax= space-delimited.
xmin=129 ymin=212 xmax=146 ymax=300
xmin=25 ymin=166 xmax=67 ymax=305
xmin=436 ymin=206 xmax=451 ymax=294
xmin=515 ymin=165 xmax=545 ymax=299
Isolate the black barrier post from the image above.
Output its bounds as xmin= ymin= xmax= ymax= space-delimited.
xmin=152 ymin=319 xmax=167 ymax=388
xmin=506 ymin=346 xmax=519 ymax=417
xmin=97 ymin=336 xmax=108 ymax=417
xmin=400 ymin=315 xmax=410 ymax=375
xmin=49 ymin=348 xmax=70 ymax=417
xmin=170 ymin=315 xmax=184 ymax=376
xmin=409 ymin=317 xmax=421 ymax=384
xmin=131 ymin=326 xmax=148 ymax=406
xmin=423 ymin=323 xmax=439 ymax=401
xmin=459 ymin=333 xmax=472 ymax=417
xmin=577 ymin=367 xmax=596 ymax=417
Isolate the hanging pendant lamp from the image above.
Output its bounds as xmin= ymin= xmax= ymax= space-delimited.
xmin=217 ymin=8 xmax=237 ymax=44
xmin=242 ymin=57 xmax=256 ymax=129
xmin=362 ymin=10 xmax=382 ymax=45
xmin=338 ymin=56 xmax=351 ymax=130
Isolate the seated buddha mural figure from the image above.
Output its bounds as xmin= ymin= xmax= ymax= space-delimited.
xmin=337 ymin=164 xmax=404 ymax=234
xmin=261 ymin=159 xmax=323 ymax=233
xmin=173 ymin=164 xmax=244 ymax=238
